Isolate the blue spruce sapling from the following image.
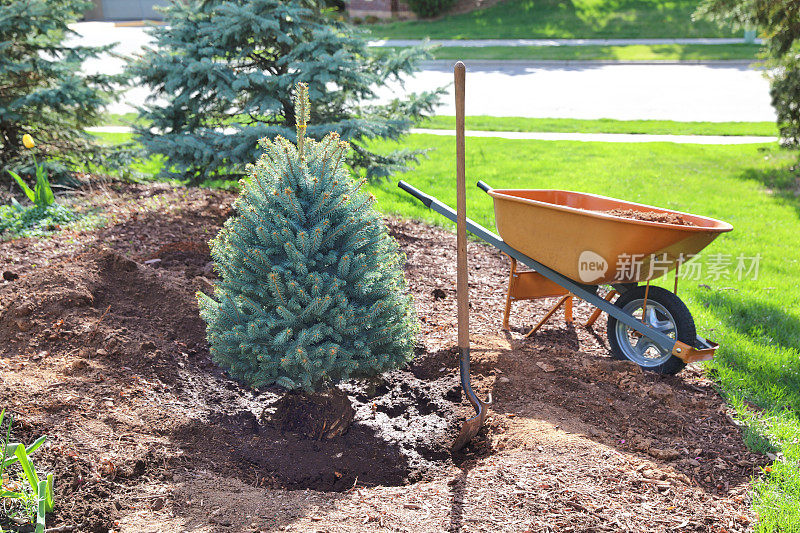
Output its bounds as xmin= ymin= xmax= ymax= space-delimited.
xmin=198 ymin=84 xmax=418 ymax=408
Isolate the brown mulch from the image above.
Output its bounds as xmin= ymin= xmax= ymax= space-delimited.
xmin=602 ymin=208 xmax=697 ymax=226
xmin=0 ymin=183 xmax=765 ymax=532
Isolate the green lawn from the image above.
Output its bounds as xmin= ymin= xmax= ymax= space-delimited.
xmin=425 ymin=43 xmax=761 ymax=61
xmin=420 ymin=116 xmax=778 ymax=136
xmin=101 ymin=112 xmax=145 ymax=127
xmin=365 ymin=0 xmax=736 ymax=40
xmin=94 ymin=130 xmax=799 ymax=528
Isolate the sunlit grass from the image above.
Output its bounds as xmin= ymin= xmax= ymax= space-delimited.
xmin=424 ymin=43 xmax=761 ymax=61
xmin=365 ymin=0 xmax=737 ymax=40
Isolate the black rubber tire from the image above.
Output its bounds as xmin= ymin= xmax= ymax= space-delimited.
xmin=607 ymin=285 xmax=695 ymax=375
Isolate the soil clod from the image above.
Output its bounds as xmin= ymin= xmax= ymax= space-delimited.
xmin=271 ymin=388 xmax=355 ymax=440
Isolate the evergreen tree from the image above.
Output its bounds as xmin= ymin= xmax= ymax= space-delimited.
xmin=0 ymin=0 xmax=123 ymax=185
xmin=696 ymin=0 xmax=800 ymax=146
xmin=129 ymin=0 xmax=442 ymax=184
xmin=197 ymin=83 xmax=418 ymax=392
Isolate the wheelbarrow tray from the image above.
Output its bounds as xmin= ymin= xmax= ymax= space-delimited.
xmin=488 ymin=189 xmax=733 ymax=284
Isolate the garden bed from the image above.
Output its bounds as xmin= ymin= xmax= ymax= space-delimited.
xmin=0 ymin=183 xmax=766 ymax=532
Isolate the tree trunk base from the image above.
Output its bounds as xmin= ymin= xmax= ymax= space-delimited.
xmin=271 ymin=388 xmax=354 ymax=440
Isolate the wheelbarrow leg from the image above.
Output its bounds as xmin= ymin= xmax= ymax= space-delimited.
xmin=525 ymin=293 xmax=573 ymax=337
xmin=452 ymin=61 xmax=490 ymax=452
xmin=584 ymin=290 xmax=619 ymax=327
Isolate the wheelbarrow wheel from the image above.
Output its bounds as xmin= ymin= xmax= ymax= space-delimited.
xmin=607 ymin=286 xmax=695 ymax=375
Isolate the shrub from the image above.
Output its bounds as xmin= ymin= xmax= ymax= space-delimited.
xmin=197 ymin=84 xmax=418 ymax=392
xmin=129 ymin=0 xmax=442 ymax=184
xmin=769 ymin=55 xmax=800 ymax=148
xmin=0 ymin=0 xmax=125 ymax=186
xmin=406 ymin=0 xmax=456 ymax=18
xmin=696 ymin=0 xmax=800 ymax=146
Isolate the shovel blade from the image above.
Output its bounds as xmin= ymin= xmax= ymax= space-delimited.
xmin=452 ymin=396 xmax=490 ymax=451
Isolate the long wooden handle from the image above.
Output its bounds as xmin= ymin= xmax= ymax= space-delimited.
xmin=455 ymin=61 xmax=468 ymax=351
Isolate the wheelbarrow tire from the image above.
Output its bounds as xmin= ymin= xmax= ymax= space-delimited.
xmin=607 ymin=286 xmax=695 ymax=375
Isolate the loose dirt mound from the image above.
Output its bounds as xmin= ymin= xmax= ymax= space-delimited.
xmin=602 ymin=208 xmax=697 ymax=226
xmin=0 ymin=184 xmax=765 ymax=532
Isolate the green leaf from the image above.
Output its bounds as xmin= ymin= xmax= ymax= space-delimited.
xmin=7 ymin=170 xmax=35 ymax=202
xmin=34 ymin=166 xmax=54 ymax=207
xmin=3 ymin=435 xmax=46 ymax=469
xmin=0 ymin=489 xmax=25 ymax=499
xmin=14 ymin=444 xmax=39 ymax=491
xmin=24 ymin=435 xmax=46 ymax=457
xmin=35 ymin=479 xmax=47 ymax=533
xmin=10 ymin=198 xmax=24 ymax=212
xmin=1 ymin=443 xmax=19 ymax=467
xmin=44 ymin=473 xmax=54 ymax=513
xmin=0 ymin=409 xmax=10 ymax=483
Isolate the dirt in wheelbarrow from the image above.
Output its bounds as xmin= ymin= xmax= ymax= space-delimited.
xmin=602 ymin=208 xmax=698 ymax=226
xmin=0 ymin=182 xmax=766 ymax=532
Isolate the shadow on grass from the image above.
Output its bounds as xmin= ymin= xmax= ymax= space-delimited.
xmin=695 ymin=289 xmax=800 ymax=414
xmin=739 ymin=159 xmax=800 ymax=219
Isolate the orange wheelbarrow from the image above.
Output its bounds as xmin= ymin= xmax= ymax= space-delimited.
xmin=400 ymin=178 xmax=732 ymax=374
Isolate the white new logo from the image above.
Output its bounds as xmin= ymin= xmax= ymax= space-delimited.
xmin=578 ymin=250 xmax=608 ymax=283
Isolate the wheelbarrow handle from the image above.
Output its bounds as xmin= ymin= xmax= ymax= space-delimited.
xmin=398 ymin=180 xmax=434 ymax=208
xmin=476 ymin=180 xmax=492 ymax=193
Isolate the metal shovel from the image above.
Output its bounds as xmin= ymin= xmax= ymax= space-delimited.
xmin=452 ymin=62 xmax=492 ymax=452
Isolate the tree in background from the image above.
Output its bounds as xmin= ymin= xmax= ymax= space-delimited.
xmin=198 ymin=84 xmax=418 ymax=437
xmin=696 ymin=0 xmax=800 ymax=146
xmin=129 ymin=0 xmax=442 ymax=184
xmin=0 ymin=0 xmax=123 ymax=186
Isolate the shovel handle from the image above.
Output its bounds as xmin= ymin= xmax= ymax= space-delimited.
xmin=455 ymin=62 xmax=468 ymax=351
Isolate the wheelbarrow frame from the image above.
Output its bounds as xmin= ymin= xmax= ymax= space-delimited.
xmin=397 ymin=179 xmax=718 ymax=365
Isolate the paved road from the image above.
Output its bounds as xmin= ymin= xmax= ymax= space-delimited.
xmin=376 ymin=61 xmax=775 ymax=122
xmin=70 ymin=22 xmax=775 ymax=122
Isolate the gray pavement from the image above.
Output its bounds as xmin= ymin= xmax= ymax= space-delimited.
xmin=69 ymin=22 xmax=775 ymax=122
xmin=375 ymin=61 xmax=775 ymax=122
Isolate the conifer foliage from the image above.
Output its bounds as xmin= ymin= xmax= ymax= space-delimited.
xmin=198 ymin=84 xmax=418 ymax=392
xmin=130 ymin=0 xmax=441 ymax=183
xmin=0 ymin=0 xmax=122 ymax=184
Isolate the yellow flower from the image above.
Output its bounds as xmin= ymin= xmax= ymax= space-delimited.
xmin=22 ymin=134 xmax=35 ymax=149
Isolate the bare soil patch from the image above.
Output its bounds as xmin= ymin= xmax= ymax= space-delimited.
xmin=0 ymin=183 xmax=764 ymax=532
